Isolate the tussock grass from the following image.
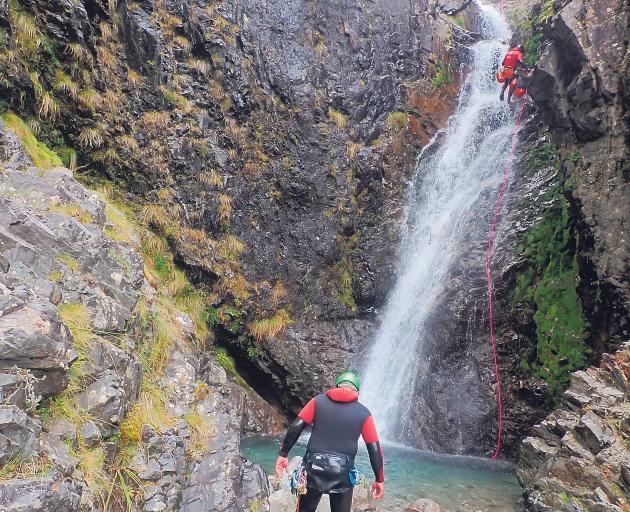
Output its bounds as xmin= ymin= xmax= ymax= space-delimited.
xmin=199 ymin=169 xmax=223 ymax=188
xmin=10 ymin=10 xmax=43 ymax=54
xmin=57 ymin=303 xmax=94 ymax=368
xmin=184 ymin=411 xmax=215 ymax=453
xmin=49 ymin=202 xmax=93 ymax=224
xmin=217 ymin=194 xmax=232 ymax=221
xmin=386 ymin=111 xmax=408 ymax=130
xmin=56 ymin=252 xmax=80 ymax=273
xmin=1 ymin=112 xmax=63 ymax=169
xmin=46 ymin=395 xmax=91 ymax=425
xmin=78 ymin=126 xmax=105 ymax=148
xmin=271 ymin=282 xmax=287 ymax=306
xmin=119 ymin=383 xmax=175 ymax=444
xmin=0 ymin=453 xmax=52 ymax=481
xmin=249 ymin=309 xmax=292 ymax=342
xmin=66 ymin=43 xmax=91 ymax=62
xmin=77 ymin=446 xmax=108 ymax=498
xmin=53 ymin=70 xmax=79 ymax=98
xmin=217 ymin=234 xmax=244 ymax=261
xmin=329 ymin=108 xmax=348 ymax=131
xmin=78 ymin=88 xmax=101 ymax=111
xmin=118 ymin=134 xmax=140 ymax=152
xmin=140 ymin=111 xmax=170 ymax=131
xmin=38 ymin=90 xmax=60 ymax=120
xmin=219 ymin=274 xmax=250 ymax=302
xmin=346 ymin=141 xmax=362 ymax=159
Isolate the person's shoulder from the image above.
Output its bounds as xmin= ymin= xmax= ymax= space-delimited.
xmin=355 ymin=400 xmax=371 ymax=417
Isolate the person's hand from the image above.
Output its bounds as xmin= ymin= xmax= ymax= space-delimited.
xmin=275 ymin=456 xmax=289 ymax=478
xmin=371 ymin=481 xmax=384 ymax=500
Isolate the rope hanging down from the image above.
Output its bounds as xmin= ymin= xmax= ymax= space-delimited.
xmin=486 ymin=101 xmax=527 ymax=460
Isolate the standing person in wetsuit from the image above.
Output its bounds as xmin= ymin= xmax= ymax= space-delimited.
xmin=499 ymin=45 xmax=528 ymax=101
xmin=275 ymin=372 xmax=385 ymax=512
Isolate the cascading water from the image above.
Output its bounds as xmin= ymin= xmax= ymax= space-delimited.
xmin=360 ymin=2 xmax=514 ymax=440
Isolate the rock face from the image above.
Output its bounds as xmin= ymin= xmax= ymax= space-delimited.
xmin=0 ymin=120 xmax=278 ymax=511
xmin=518 ymin=344 xmax=630 ymax=511
xmin=0 ymin=0 xmax=478 ymax=428
xmin=527 ymin=0 xmax=629 ymax=347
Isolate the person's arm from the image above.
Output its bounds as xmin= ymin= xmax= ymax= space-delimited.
xmin=361 ymin=415 xmax=385 ymax=499
xmin=275 ymin=398 xmax=316 ymax=476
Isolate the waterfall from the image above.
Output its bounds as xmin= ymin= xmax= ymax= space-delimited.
xmin=360 ymin=3 xmax=513 ymax=441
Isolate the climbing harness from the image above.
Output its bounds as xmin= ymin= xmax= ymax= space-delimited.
xmin=290 ymin=465 xmax=308 ymax=497
xmin=485 ymin=101 xmax=527 ymax=460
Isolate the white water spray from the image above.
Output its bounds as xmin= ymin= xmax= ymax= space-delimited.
xmin=360 ymin=3 xmax=514 ymax=440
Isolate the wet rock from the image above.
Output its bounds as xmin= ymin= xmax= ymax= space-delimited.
xmin=0 ymin=279 xmax=75 ymax=397
xmin=79 ymin=420 xmax=102 ymax=447
xmin=0 ymin=475 xmax=82 ymax=511
xmin=44 ymin=417 xmax=76 ymax=442
xmin=574 ymin=411 xmax=614 ymax=455
xmin=405 ymin=498 xmax=446 ymax=512
xmin=519 ymin=344 xmax=630 ymax=511
xmin=0 ymin=373 xmax=26 ymax=408
xmin=0 ymin=405 xmax=41 ymax=464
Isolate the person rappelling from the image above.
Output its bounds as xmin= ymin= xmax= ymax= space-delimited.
xmin=275 ymin=371 xmax=385 ymax=512
xmin=497 ymin=44 xmax=529 ymax=101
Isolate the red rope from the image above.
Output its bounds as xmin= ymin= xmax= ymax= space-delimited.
xmin=486 ymin=101 xmax=526 ymax=459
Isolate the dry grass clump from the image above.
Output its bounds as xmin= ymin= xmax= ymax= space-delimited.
xmin=118 ymin=134 xmax=140 ymax=152
xmin=119 ymin=384 xmax=175 ymax=444
xmin=219 ymin=274 xmax=250 ymax=302
xmin=329 ymin=108 xmax=348 ymax=131
xmin=141 ymin=111 xmax=170 ymax=131
xmin=78 ymin=88 xmax=101 ymax=111
xmin=37 ymin=90 xmax=60 ymax=120
xmin=249 ymin=309 xmax=292 ymax=342
xmin=386 ymin=111 xmax=408 ymax=130
xmin=66 ymin=43 xmax=91 ymax=62
xmin=78 ymin=126 xmax=105 ymax=148
xmin=346 ymin=141 xmax=362 ymax=159
xmin=217 ymin=194 xmax=232 ymax=221
xmin=10 ymin=10 xmax=43 ymax=55
xmin=53 ymin=70 xmax=79 ymax=98
xmin=217 ymin=234 xmax=245 ymax=261
xmin=199 ymin=169 xmax=223 ymax=188
xmin=127 ymin=69 xmax=143 ymax=86
xmin=187 ymin=58 xmax=211 ymax=76
xmin=49 ymin=202 xmax=93 ymax=224
xmin=184 ymin=411 xmax=215 ymax=453
xmin=271 ymin=282 xmax=287 ymax=306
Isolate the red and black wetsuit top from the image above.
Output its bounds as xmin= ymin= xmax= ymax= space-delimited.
xmin=279 ymin=387 xmax=385 ymax=483
xmin=502 ymin=47 xmax=523 ymax=69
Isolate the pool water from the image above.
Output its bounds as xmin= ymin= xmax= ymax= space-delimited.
xmin=241 ymin=437 xmax=524 ymax=511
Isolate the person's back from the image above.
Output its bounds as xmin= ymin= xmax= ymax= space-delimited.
xmin=275 ymin=372 xmax=384 ymax=512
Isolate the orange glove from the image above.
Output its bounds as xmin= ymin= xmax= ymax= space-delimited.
xmin=371 ymin=481 xmax=384 ymax=500
xmin=275 ymin=456 xmax=289 ymax=478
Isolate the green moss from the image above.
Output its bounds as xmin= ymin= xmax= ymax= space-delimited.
xmin=448 ymin=15 xmax=465 ymax=29
xmin=339 ymin=265 xmax=358 ymax=313
xmin=514 ymin=140 xmax=586 ymax=402
xmin=432 ymin=62 xmax=453 ymax=89
xmin=1 ymin=112 xmax=63 ymax=169
xmin=214 ymin=347 xmax=246 ymax=385
xmin=153 ymin=253 xmax=172 ymax=281
xmin=55 ymin=146 xmax=78 ymax=170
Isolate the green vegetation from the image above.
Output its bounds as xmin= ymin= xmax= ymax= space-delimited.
xmin=214 ymin=347 xmax=246 ymax=385
xmin=1 ymin=112 xmax=62 ymax=168
xmin=518 ymin=0 xmax=555 ymax=69
xmin=386 ymin=111 xmax=408 ymax=131
xmin=249 ymin=309 xmax=292 ymax=342
xmin=432 ymin=62 xmax=453 ymax=89
xmin=514 ymin=139 xmax=586 ymax=402
xmin=448 ymin=15 xmax=465 ymax=29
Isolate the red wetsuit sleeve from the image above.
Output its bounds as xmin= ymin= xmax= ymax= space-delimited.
xmin=298 ymin=398 xmax=316 ymax=424
xmin=361 ymin=414 xmax=379 ymax=443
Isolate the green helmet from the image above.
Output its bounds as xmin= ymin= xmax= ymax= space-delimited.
xmin=335 ymin=371 xmax=361 ymax=391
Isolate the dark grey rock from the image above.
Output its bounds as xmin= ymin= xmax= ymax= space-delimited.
xmin=79 ymin=420 xmax=101 ymax=447
xmin=0 ymin=405 xmax=41 ymax=464
xmin=0 ymin=373 xmax=26 ymax=408
xmin=0 ymin=475 xmax=82 ymax=511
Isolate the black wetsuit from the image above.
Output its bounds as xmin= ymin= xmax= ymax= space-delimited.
xmin=279 ymin=387 xmax=384 ymax=512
